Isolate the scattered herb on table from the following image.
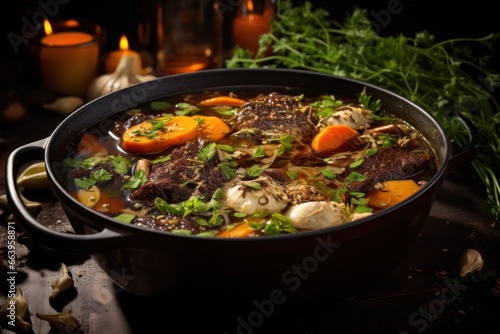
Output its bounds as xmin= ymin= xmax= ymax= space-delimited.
xmin=227 ymin=0 xmax=500 ymax=221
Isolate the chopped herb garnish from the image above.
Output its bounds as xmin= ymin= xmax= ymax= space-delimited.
xmin=354 ymin=205 xmax=373 ymax=214
xmin=217 ymin=144 xmax=234 ymax=153
xmin=198 ymin=142 xmax=217 ymax=162
xmin=320 ymin=169 xmax=336 ymax=180
xmin=346 ymin=171 xmax=367 ymax=183
xmin=151 ymin=101 xmax=172 ymax=111
xmin=213 ymin=106 xmax=238 ymax=117
xmin=349 ymin=159 xmax=364 ymax=169
xmin=75 ymin=169 xmax=113 ymax=189
xmin=247 ymin=165 xmax=263 ymax=177
xmin=172 ymin=229 xmax=193 ymax=236
xmin=114 ymin=213 xmax=136 ymax=224
xmin=278 ymin=135 xmax=294 ymax=155
xmin=197 ymin=231 xmax=216 ymax=237
xmin=151 ymin=155 xmax=171 ymax=164
xmin=175 ymin=102 xmax=199 ymax=116
xmin=122 ymin=169 xmax=147 ymax=190
xmin=250 ymin=212 xmax=297 ymax=235
xmin=219 ymin=162 xmax=237 ymax=180
xmin=359 ymin=87 xmax=382 ymax=112
xmin=111 ymin=156 xmax=131 ymax=175
xmin=253 ymin=147 xmax=266 ymax=158
xmin=245 ymin=182 xmax=262 ymax=190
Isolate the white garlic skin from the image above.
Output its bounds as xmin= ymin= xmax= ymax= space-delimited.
xmin=87 ymin=55 xmax=156 ymax=101
xmin=223 ymin=176 xmax=289 ymax=215
xmin=459 ymin=248 xmax=484 ymax=277
xmin=284 ymin=201 xmax=348 ymax=230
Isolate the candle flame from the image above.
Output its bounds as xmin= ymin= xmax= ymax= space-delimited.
xmin=43 ymin=19 xmax=53 ymax=36
xmin=119 ymin=34 xmax=130 ymax=51
xmin=246 ymin=0 xmax=254 ymax=12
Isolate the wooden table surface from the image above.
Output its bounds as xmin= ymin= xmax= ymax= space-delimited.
xmin=1 ymin=107 xmax=500 ymax=334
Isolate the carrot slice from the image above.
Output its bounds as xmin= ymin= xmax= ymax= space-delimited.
xmin=217 ymin=222 xmax=255 ymax=238
xmin=122 ymin=116 xmax=198 ymax=154
xmin=367 ymin=180 xmax=421 ymax=208
xmin=78 ymin=133 xmax=108 ymax=157
xmin=193 ymin=115 xmax=231 ymax=142
xmin=311 ymin=124 xmax=359 ymax=153
xmin=198 ymin=96 xmax=246 ymax=107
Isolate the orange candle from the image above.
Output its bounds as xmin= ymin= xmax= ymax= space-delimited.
xmin=105 ymin=34 xmax=142 ymax=74
xmin=232 ymin=13 xmax=270 ymax=56
xmin=40 ymin=19 xmax=99 ymax=97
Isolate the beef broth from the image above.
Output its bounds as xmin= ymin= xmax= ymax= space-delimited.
xmin=61 ymin=91 xmax=437 ymax=237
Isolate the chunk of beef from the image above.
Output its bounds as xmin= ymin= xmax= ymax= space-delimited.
xmin=334 ymin=148 xmax=431 ymax=192
xmin=130 ymin=138 xmax=227 ymax=203
xmin=234 ymin=92 xmax=316 ymax=142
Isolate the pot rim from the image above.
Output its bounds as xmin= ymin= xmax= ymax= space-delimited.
xmin=44 ymin=68 xmax=452 ymax=242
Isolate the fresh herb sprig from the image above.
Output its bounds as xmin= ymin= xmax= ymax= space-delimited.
xmin=227 ymin=0 xmax=500 ymax=221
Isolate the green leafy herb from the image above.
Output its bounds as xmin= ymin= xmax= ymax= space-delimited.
xmin=349 ymin=159 xmax=364 ymax=169
xmin=219 ymin=162 xmax=237 ymax=180
xmin=75 ymin=169 xmax=113 ymax=189
xmin=245 ymin=182 xmax=262 ymax=190
xmin=311 ymin=95 xmax=344 ymax=118
xmin=151 ymin=101 xmax=172 ymax=111
xmin=250 ymin=212 xmax=297 ymax=235
xmin=114 ymin=213 xmax=136 ymax=224
xmin=133 ymin=118 xmax=170 ymax=139
xmin=151 ymin=155 xmax=171 ymax=164
xmin=247 ymin=165 xmax=264 ymax=177
xmin=365 ymin=148 xmax=377 ymax=156
xmin=213 ymin=106 xmax=238 ymax=117
xmin=346 ymin=171 xmax=367 ymax=183
xmin=172 ymin=229 xmax=192 ymax=236
xmin=217 ymin=144 xmax=234 ymax=153
xmin=354 ymin=205 xmax=373 ymax=214
xmin=320 ymin=169 xmax=336 ymax=180
xmin=253 ymin=146 xmax=266 ymax=158
xmin=198 ymin=142 xmax=217 ymax=162
xmin=267 ymin=134 xmax=294 ymax=155
xmin=175 ymin=102 xmax=199 ymax=116
xmin=122 ymin=170 xmax=148 ymax=190
xmin=227 ymin=0 xmax=500 ymax=221
xmin=359 ymin=87 xmax=382 ymax=112
xmin=111 ymin=156 xmax=131 ymax=175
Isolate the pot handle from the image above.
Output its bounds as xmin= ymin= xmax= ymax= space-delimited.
xmin=6 ymin=138 xmax=133 ymax=255
xmin=448 ymin=115 xmax=480 ymax=168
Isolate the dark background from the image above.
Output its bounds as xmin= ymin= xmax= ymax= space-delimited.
xmin=1 ymin=0 xmax=499 ymax=92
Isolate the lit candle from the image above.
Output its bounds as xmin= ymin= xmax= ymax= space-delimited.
xmin=105 ymin=34 xmax=143 ymax=74
xmin=39 ymin=19 xmax=100 ymax=97
xmin=232 ymin=0 xmax=273 ymax=56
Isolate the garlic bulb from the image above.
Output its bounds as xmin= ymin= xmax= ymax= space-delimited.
xmin=459 ymin=248 xmax=484 ymax=277
xmin=87 ymin=55 xmax=156 ymax=101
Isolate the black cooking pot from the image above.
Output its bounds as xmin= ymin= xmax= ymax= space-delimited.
xmin=6 ymin=69 xmax=478 ymax=308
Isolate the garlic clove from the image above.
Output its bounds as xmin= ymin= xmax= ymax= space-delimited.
xmin=87 ymin=55 xmax=156 ymax=101
xmin=49 ymin=263 xmax=74 ymax=300
xmin=0 ymin=287 xmax=32 ymax=331
xmin=76 ymin=185 xmax=101 ymax=208
xmin=459 ymin=248 xmax=484 ymax=277
xmin=43 ymin=96 xmax=85 ymax=115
